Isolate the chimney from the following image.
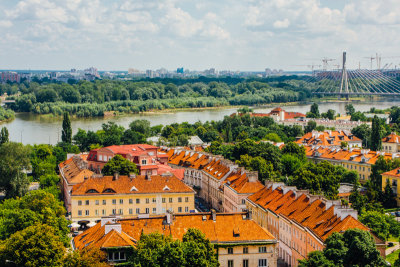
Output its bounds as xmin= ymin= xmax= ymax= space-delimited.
xmin=129 ymin=172 xmax=136 ymax=180
xmin=211 ymin=209 xmax=216 ymax=221
xmin=104 ymin=223 xmax=122 ymax=235
xmin=246 ymin=171 xmax=258 ymax=183
xmin=166 ymin=212 xmax=172 ymax=225
xmin=145 ymin=174 xmax=151 ymax=181
xmin=246 ymin=210 xmax=252 ymax=220
xmin=113 ymin=172 xmax=119 ymax=181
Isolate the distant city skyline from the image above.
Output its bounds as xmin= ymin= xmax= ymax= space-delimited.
xmin=0 ymin=0 xmax=399 ymax=71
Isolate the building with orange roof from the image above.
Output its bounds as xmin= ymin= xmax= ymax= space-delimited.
xmin=382 ymin=132 xmax=400 ymax=153
xmin=70 ymin=173 xmax=195 ymax=227
xmin=382 ymin=167 xmax=400 ymax=206
xmin=304 ymin=145 xmax=400 ymax=183
xmin=73 ymin=211 xmax=278 ymax=266
xmin=162 ymin=147 xmax=264 ymax=213
xmin=246 ymin=182 xmax=385 ymax=267
xmin=296 ymin=130 xmax=362 ymax=148
xmin=59 ymin=154 xmax=94 ymax=213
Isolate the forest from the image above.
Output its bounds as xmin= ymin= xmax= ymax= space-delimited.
xmin=1 ymin=77 xmax=314 ymax=117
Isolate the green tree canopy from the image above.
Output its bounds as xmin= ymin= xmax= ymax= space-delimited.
xmin=61 ymin=112 xmax=72 ymax=144
xmin=0 ymin=127 xmax=9 ymax=145
xmin=102 ymin=154 xmax=138 ymax=176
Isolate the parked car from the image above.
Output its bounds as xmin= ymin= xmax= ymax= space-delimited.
xmin=395 ymin=211 xmax=400 ymax=217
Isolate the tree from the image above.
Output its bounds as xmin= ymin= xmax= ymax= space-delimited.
xmin=306 ymin=103 xmax=320 ymax=118
xmin=282 ymin=142 xmax=306 ymax=162
xmin=351 ymin=124 xmax=371 ymax=148
xmin=0 ymin=224 xmax=65 ymax=267
xmin=0 ymin=142 xmax=31 ymax=198
xmin=350 ymin=111 xmax=368 ymax=122
xmin=102 ymin=154 xmax=138 ymax=176
xmin=370 ymin=115 xmax=382 ymax=151
xmin=129 ymin=120 xmax=151 ymax=137
xmin=63 ymin=248 xmax=108 ymax=267
xmin=305 ymin=120 xmax=317 ymax=133
xmin=0 ymin=127 xmax=9 ymax=145
xmin=359 ymin=210 xmax=392 ymax=241
xmin=299 ymin=229 xmax=385 ymax=267
xmin=345 ymin=103 xmax=355 ymax=115
xmin=321 ymin=109 xmax=335 ymax=120
xmin=61 ymin=112 xmax=72 ymax=144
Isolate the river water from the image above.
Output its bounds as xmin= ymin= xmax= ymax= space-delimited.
xmin=2 ymin=100 xmax=399 ymax=145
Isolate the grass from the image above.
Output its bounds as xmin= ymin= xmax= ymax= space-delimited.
xmin=388 ymin=235 xmax=399 ymax=242
xmin=386 ymin=249 xmax=399 ymax=266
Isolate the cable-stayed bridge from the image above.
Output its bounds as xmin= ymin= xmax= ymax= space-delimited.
xmin=307 ymin=52 xmax=400 ymax=98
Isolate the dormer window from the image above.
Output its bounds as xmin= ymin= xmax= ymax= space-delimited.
xmin=103 ymin=188 xmax=116 ymax=193
xmin=163 ymin=185 xmax=170 ymax=191
xmin=86 ymin=189 xmax=99 ymax=193
xmin=130 ymin=186 xmax=138 ymax=192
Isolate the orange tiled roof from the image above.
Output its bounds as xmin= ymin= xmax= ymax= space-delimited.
xmin=382 ymin=167 xmax=400 ymax=177
xmin=74 ymin=213 xmax=277 ymax=250
xmin=296 ymin=130 xmax=361 ymax=147
xmin=59 ymin=155 xmax=94 ymax=185
xmin=71 ymin=175 xmax=194 ymax=196
xmin=225 ymin=171 xmax=264 ymax=194
xmin=382 ymin=133 xmax=400 ymax=144
xmin=248 ymin=186 xmax=369 ymax=241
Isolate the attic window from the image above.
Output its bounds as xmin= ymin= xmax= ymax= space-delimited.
xmin=163 ymin=185 xmax=170 ymax=191
xmin=86 ymin=189 xmax=99 ymax=193
xmin=103 ymin=188 xmax=116 ymax=193
xmin=130 ymin=186 xmax=138 ymax=192
xmin=233 ymin=227 xmax=240 ymax=237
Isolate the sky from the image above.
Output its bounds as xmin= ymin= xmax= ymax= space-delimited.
xmin=0 ymin=0 xmax=400 ymax=71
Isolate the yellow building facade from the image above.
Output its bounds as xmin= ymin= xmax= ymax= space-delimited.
xmin=70 ymin=174 xmax=195 ymax=225
xmin=382 ymin=167 xmax=400 ymax=206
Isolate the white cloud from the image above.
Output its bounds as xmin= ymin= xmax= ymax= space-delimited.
xmin=273 ymin=18 xmax=290 ymax=29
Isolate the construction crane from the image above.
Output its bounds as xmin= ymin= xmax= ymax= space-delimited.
xmin=364 ymin=55 xmax=376 ymax=70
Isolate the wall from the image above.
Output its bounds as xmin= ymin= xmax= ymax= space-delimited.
xmin=217 ymin=244 xmax=277 ymax=267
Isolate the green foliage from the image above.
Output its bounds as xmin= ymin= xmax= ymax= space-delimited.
xmin=264 ymin=132 xmax=282 ymax=142
xmin=370 ymin=115 xmax=382 ymax=151
xmin=0 ymin=127 xmax=9 ymax=145
xmin=0 ymin=142 xmax=31 ymax=198
xmin=389 ymin=106 xmax=400 ymax=124
xmin=359 ymin=210 xmax=400 ymax=241
xmin=130 ymin=228 xmax=219 ymax=267
xmin=61 ymin=112 xmax=72 ymax=144
xmin=321 ymin=109 xmax=335 ymax=120
xmin=305 ymin=120 xmax=317 ymax=133
xmin=237 ymin=106 xmax=253 ymax=113
xmin=351 ymin=111 xmax=368 ymax=122
xmin=345 ymin=103 xmax=355 ymax=115
xmin=102 ymin=154 xmax=138 ymax=176
xmin=63 ymin=248 xmax=109 ymax=267
xmin=299 ymin=229 xmax=385 ymax=267
xmin=306 ymin=103 xmax=320 ymax=118
xmin=351 ymin=124 xmax=371 ymax=148
xmin=0 ymin=106 xmax=14 ymax=122
xmin=0 ymin=224 xmax=65 ymax=267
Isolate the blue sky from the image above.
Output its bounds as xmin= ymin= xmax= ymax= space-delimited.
xmin=0 ymin=0 xmax=399 ymax=71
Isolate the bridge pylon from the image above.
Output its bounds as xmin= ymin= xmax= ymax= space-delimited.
xmin=339 ymin=51 xmax=349 ymax=100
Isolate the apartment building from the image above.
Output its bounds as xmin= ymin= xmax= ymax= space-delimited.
xmin=382 ymin=132 xmax=400 ymax=153
xmin=304 ymin=145 xmax=399 ymax=182
xmin=382 ymin=167 xmax=400 ymax=206
xmin=163 ymin=148 xmax=264 ymax=212
xmin=86 ymin=144 xmax=172 ymax=176
xmin=74 ymin=212 xmax=278 ymax=267
xmin=296 ymin=130 xmax=362 ymax=148
xmin=246 ymin=182 xmax=385 ymax=267
xmin=70 ymin=173 xmax=195 ymax=226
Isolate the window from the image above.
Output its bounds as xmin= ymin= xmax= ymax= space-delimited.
xmin=145 ymin=208 xmax=149 ymax=214
xmin=112 ymin=209 xmax=116 ymax=215
xmin=78 ymin=210 xmax=82 ymax=216
xmin=136 ymin=198 xmax=140 ymax=204
xmin=152 ymin=198 xmax=156 ymax=203
xmin=242 ymin=199 xmax=246 ymax=205
xmin=129 ymin=199 xmax=133 ymax=204
xmin=99 ymin=155 xmax=103 ymax=161
xmin=146 ymin=198 xmax=150 ymax=204
xmin=136 ymin=208 xmax=140 ymax=214
xmin=108 ymin=251 xmax=126 ymax=262
xmin=112 ymin=199 xmax=116 ymax=205
xmin=178 ymin=197 xmax=182 ymax=203
xmin=141 ymin=159 xmax=147 ymax=165
xmin=119 ymin=199 xmax=123 ymax=204
xmin=243 ymin=259 xmax=249 ymax=267
xmin=153 ymin=207 xmax=156 ymax=214
xmin=95 ymin=210 xmax=98 ymax=215
xmin=102 ymin=209 xmax=106 ymax=215
xmin=78 ymin=200 xmax=82 ymax=206
xmin=162 ymin=198 xmax=166 ymax=203
xmin=178 ymin=207 xmax=182 ymax=212
xmin=259 ymin=247 xmax=267 ymax=253
xmin=85 ymin=210 xmax=89 ymax=216
xmin=119 ymin=209 xmax=123 ymax=215
xmin=185 ymin=197 xmax=189 ymax=202
xmin=169 ymin=198 xmax=173 ymax=203
xmin=228 ymin=260 xmax=234 ymax=267
xmin=228 ymin=247 xmax=233 ymax=254
xmin=85 ymin=200 xmax=89 ymax=205
xmin=103 ymin=200 xmax=106 ymax=205
xmin=258 ymin=259 xmax=267 ymax=267
xmin=129 ymin=208 xmax=133 ymax=215
xmin=95 ymin=200 xmax=99 ymax=205
xmin=243 ymin=247 xmax=249 ymax=254
xmin=185 ymin=207 xmax=189 ymax=212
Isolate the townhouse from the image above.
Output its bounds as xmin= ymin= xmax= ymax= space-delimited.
xmin=382 ymin=132 xmax=400 ymax=153
xmin=304 ymin=145 xmax=399 ymax=182
xmin=163 ymin=147 xmax=264 ymax=212
xmin=246 ymin=182 xmax=385 ymax=267
xmin=74 ymin=211 xmax=278 ymax=267
xmin=296 ymin=130 xmax=362 ymax=148
xmin=382 ymin=167 xmax=400 ymax=206
xmin=70 ymin=173 xmax=195 ymax=226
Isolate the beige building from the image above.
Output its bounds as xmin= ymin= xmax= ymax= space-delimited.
xmin=382 ymin=133 xmax=400 ymax=153
xmin=70 ymin=173 xmax=195 ymax=226
xmin=74 ymin=212 xmax=278 ymax=266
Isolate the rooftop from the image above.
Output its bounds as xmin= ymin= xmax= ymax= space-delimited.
xmin=59 ymin=154 xmax=94 ymax=185
xmin=296 ymin=130 xmax=361 ymax=147
xmin=382 ymin=132 xmax=400 ymax=144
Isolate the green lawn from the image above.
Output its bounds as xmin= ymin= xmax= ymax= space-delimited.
xmin=386 ymin=249 xmax=399 ymax=265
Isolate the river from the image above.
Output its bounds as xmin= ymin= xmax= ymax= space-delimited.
xmin=1 ymin=100 xmax=399 ymax=145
